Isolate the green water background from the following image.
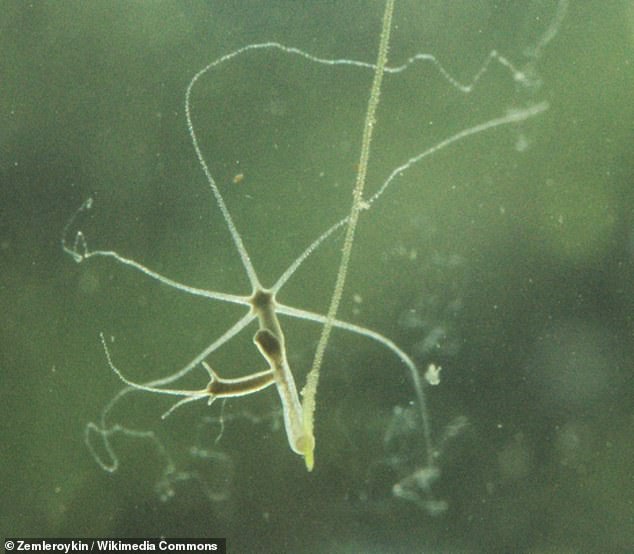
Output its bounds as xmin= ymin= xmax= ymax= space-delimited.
xmin=1 ymin=1 xmax=633 ymax=551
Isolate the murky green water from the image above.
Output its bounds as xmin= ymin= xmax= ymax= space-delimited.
xmin=2 ymin=2 xmax=633 ymax=551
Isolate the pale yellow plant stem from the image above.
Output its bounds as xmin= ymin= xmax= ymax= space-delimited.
xmin=301 ymin=0 xmax=395 ymax=471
